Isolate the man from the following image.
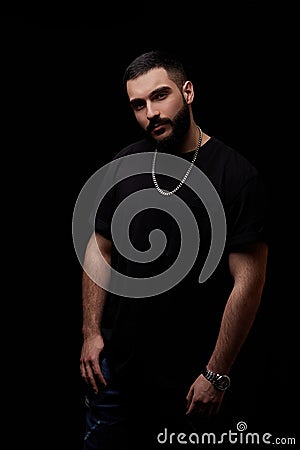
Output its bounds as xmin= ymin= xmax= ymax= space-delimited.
xmin=79 ymin=50 xmax=268 ymax=449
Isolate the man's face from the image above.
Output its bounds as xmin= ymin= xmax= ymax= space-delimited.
xmin=127 ymin=68 xmax=191 ymax=153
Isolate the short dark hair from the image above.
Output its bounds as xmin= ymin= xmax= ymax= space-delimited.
xmin=123 ymin=50 xmax=187 ymax=91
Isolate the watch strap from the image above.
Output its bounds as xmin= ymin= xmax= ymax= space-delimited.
xmin=203 ymin=367 xmax=220 ymax=383
xmin=203 ymin=367 xmax=231 ymax=390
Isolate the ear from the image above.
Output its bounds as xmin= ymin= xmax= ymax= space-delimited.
xmin=182 ymin=81 xmax=194 ymax=104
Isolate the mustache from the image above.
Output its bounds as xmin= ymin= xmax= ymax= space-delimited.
xmin=146 ymin=119 xmax=172 ymax=133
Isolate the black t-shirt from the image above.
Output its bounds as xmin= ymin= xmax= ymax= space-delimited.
xmin=94 ymin=136 xmax=268 ymax=388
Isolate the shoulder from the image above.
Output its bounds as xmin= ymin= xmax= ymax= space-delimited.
xmin=112 ymin=138 xmax=154 ymax=160
xmin=207 ymin=137 xmax=258 ymax=177
xmin=200 ymin=137 xmax=267 ymax=211
xmin=204 ymin=137 xmax=262 ymax=196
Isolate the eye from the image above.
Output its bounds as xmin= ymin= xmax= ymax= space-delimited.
xmin=135 ymin=103 xmax=145 ymax=111
xmin=131 ymin=101 xmax=145 ymax=112
xmin=154 ymin=92 xmax=167 ymax=101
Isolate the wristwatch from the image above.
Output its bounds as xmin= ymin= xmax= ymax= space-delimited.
xmin=203 ymin=367 xmax=231 ymax=391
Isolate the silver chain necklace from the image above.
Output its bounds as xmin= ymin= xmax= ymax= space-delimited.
xmin=152 ymin=126 xmax=203 ymax=196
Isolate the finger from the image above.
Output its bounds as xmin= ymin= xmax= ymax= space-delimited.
xmin=80 ymin=361 xmax=87 ymax=381
xmin=186 ymin=387 xmax=193 ymax=410
xmin=186 ymin=400 xmax=197 ymax=416
xmin=213 ymin=400 xmax=222 ymax=416
xmin=92 ymin=363 xmax=107 ymax=387
xmin=207 ymin=403 xmax=216 ymax=417
xmin=85 ymin=364 xmax=100 ymax=394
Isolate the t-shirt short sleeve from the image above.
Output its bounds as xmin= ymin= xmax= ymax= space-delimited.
xmin=94 ymin=185 xmax=115 ymax=240
xmin=225 ymin=174 xmax=269 ymax=252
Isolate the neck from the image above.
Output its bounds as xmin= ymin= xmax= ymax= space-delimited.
xmin=180 ymin=123 xmax=201 ymax=154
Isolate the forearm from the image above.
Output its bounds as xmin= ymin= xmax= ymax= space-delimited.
xmin=207 ymin=284 xmax=262 ymax=374
xmin=82 ymin=232 xmax=112 ymax=340
xmin=207 ymin=243 xmax=268 ymax=374
xmin=82 ymin=272 xmax=108 ymax=339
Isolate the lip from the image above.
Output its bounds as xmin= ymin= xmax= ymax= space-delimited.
xmin=151 ymin=124 xmax=168 ymax=136
xmin=152 ymin=124 xmax=164 ymax=131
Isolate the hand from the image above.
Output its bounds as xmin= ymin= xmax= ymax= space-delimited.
xmin=80 ymin=334 xmax=107 ymax=394
xmin=186 ymin=374 xmax=225 ymax=417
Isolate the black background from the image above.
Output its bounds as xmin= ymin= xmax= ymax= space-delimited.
xmin=2 ymin=7 xmax=297 ymax=447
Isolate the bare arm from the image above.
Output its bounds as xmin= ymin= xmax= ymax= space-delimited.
xmin=80 ymin=232 xmax=112 ymax=393
xmin=207 ymin=241 xmax=268 ymax=373
xmin=186 ymin=241 xmax=268 ymax=416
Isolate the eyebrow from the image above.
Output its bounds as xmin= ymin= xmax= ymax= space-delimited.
xmin=129 ymin=85 xmax=172 ymax=107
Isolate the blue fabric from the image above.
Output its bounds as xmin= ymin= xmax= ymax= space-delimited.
xmin=83 ymin=356 xmax=131 ymax=449
xmin=82 ymin=354 xmax=228 ymax=449
xmin=82 ymin=355 xmax=189 ymax=449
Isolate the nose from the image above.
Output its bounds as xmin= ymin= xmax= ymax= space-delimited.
xmin=146 ymin=102 xmax=159 ymax=121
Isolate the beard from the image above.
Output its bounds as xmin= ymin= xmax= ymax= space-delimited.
xmin=145 ymin=101 xmax=191 ymax=155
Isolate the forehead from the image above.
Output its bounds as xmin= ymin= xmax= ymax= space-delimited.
xmin=126 ymin=67 xmax=178 ymax=101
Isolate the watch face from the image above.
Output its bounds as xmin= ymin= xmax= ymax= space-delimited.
xmin=215 ymin=375 xmax=230 ymax=391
